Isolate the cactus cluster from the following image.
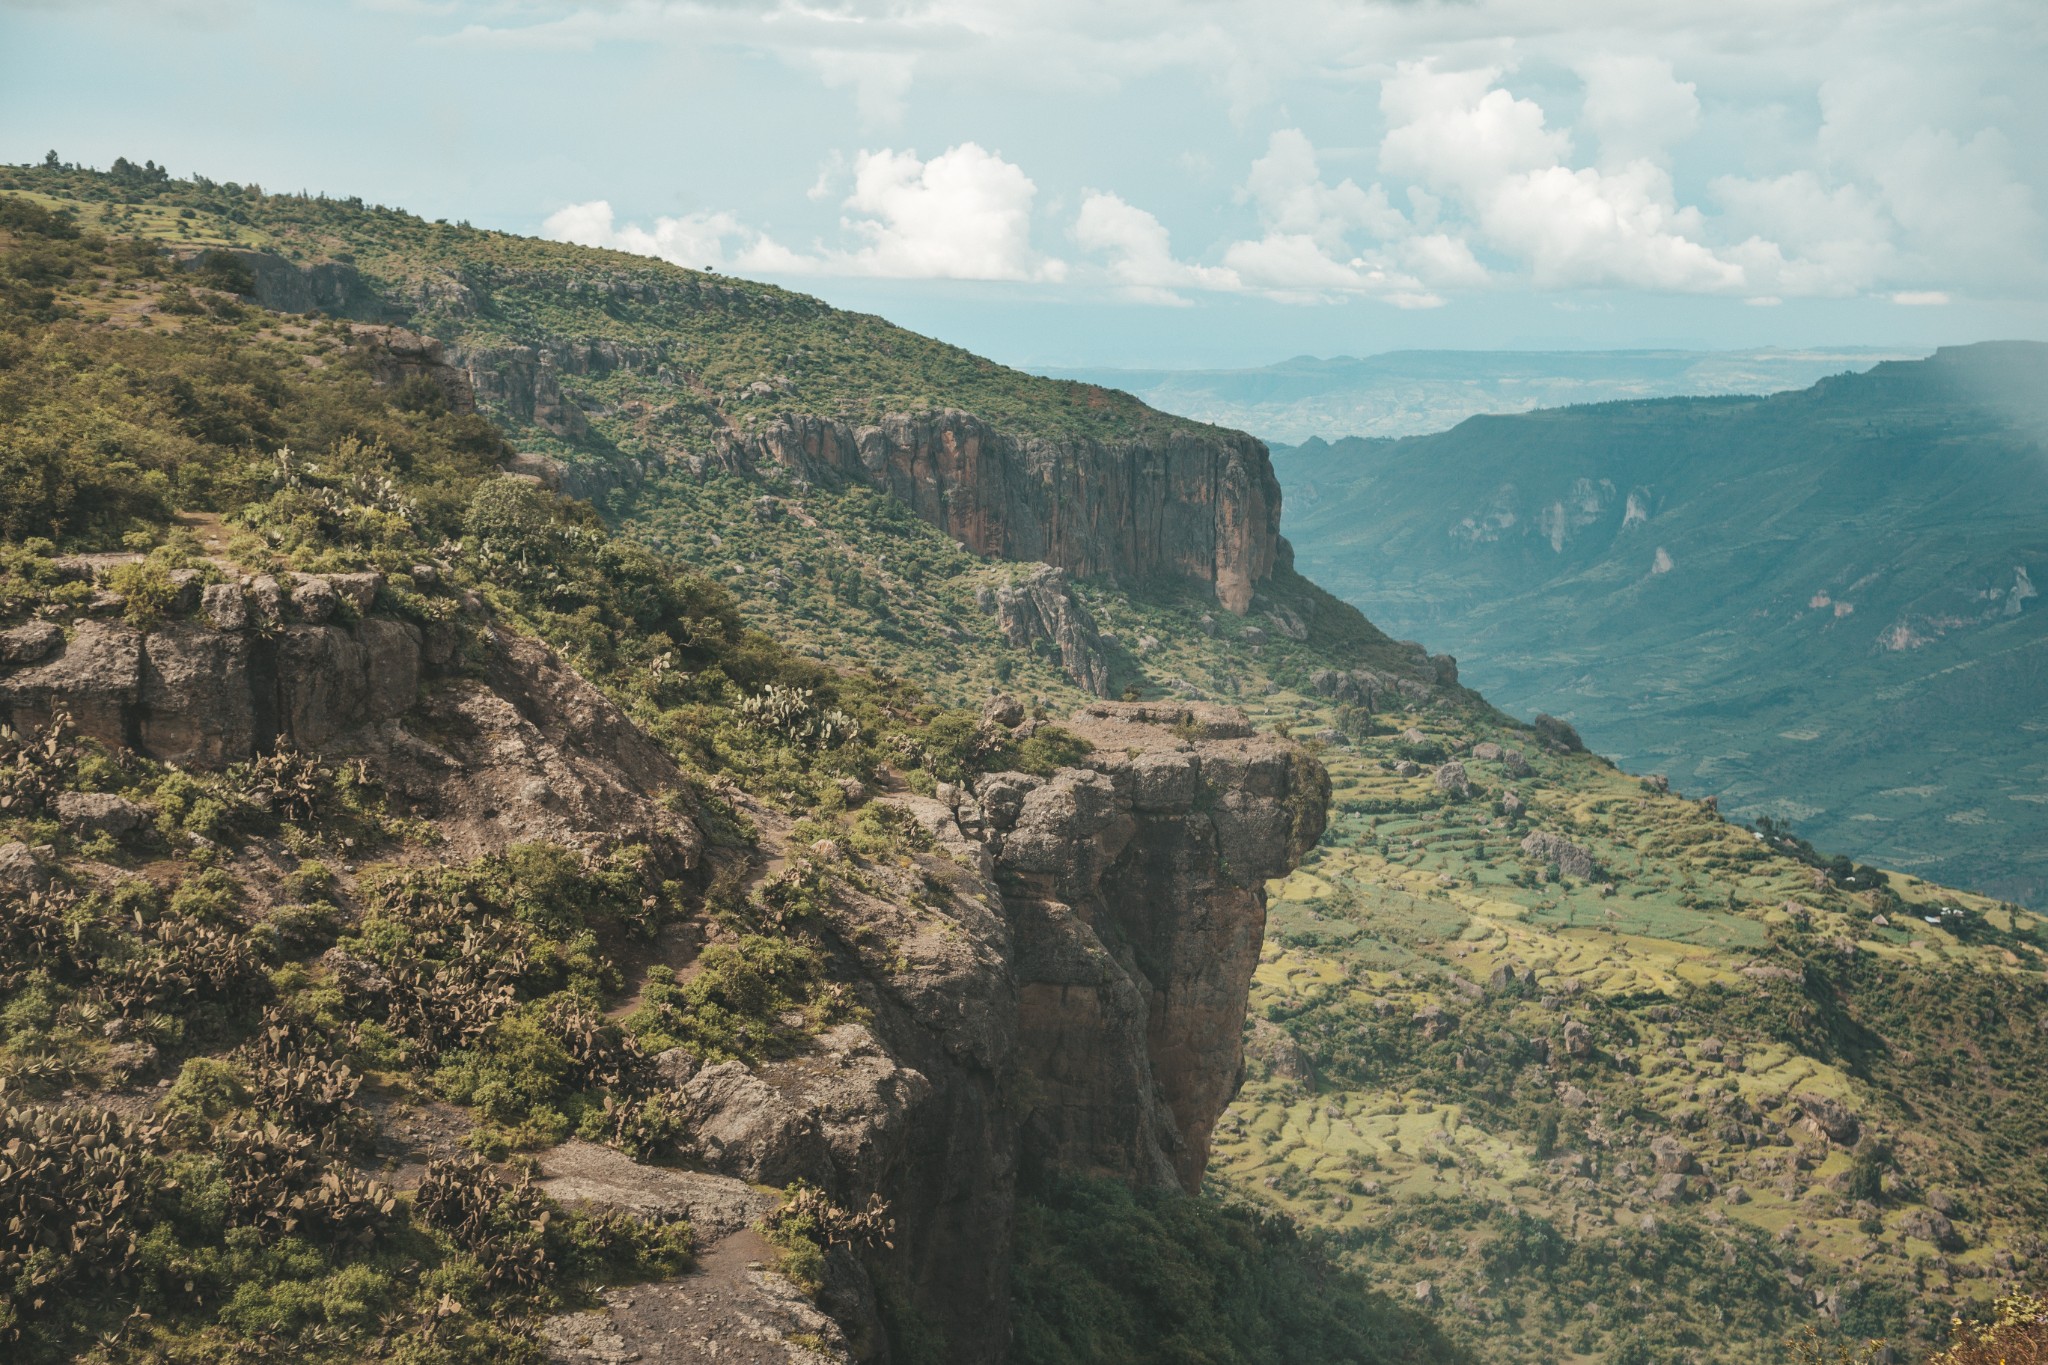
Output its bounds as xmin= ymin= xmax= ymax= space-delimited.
xmin=215 ymin=1120 xmax=397 ymax=1248
xmin=0 ymin=1099 xmax=163 ymax=1343
xmin=414 ymin=1154 xmax=556 ymax=1294
xmin=740 ymin=684 xmax=862 ymax=749
xmin=241 ymin=1006 xmax=371 ymax=1150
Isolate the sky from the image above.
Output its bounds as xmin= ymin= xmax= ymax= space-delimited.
xmin=5 ymin=0 xmax=2045 ymax=368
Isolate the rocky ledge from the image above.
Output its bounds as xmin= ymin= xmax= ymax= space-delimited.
xmin=0 ymin=575 xmax=1322 ymax=1361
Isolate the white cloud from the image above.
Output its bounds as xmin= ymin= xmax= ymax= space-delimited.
xmin=541 ymin=199 xmax=798 ymax=273
xmin=837 ymin=143 xmax=1063 ymax=281
xmin=1072 ymin=192 xmax=1239 ymax=304
xmin=521 ymin=4 xmax=2044 ymax=308
xmin=1379 ymin=63 xmax=1569 ymax=204
xmin=1241 ymin=129 xmax=1407 ymax=249
xmin=544 ymin=143 xmax=1062 ymax=283
xmin=1379 ymin=62 xmax=1747 ymax=295
xmin=1575 ymin=54 xmax=1699 ymax=167
xmin=1710 ymin=171 xmax=1896 ymax=296
xmin=1892 ymin=290 xmax=1951 ymax=306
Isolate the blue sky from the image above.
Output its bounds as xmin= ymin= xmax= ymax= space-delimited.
xmin=6 ymin=0 xmax=2045 ymax=368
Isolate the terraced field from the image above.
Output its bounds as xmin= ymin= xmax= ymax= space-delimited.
xmin=1207 ymin=691 xmax=2047 ymax=1363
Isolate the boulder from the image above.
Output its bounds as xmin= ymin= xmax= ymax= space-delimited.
xmin=0 ymin=841 xmax=51 ymax=897
xmin=1472 ymin=742 xmax=1502 ymax=761
xmin=1521 ymin=829 xmax=1596 ymax=880
xmin=0 ymin=621 xmax=143 ymax=746
xmin=202 ymin=581 xmax=248 ymax=630
xmin=1434 ymin=760 xmax=1471 ymax=796
xmin=1501 ymin=789 xmax=1525 ymax=820
xmin=247 ymin=575 xmax=285 ymax=626
xmin=981 ymin=692 xmax=1026 ymax=729
xmin=1651 ymin=1172 xmax=1692 ymax=1203
xmin=1899 ymin=1206 xmax=1961 ymax=1248
xmin=289 ymin=575 xmax=340 ymax=623
xmin=138 ymin=624 xmax=256 ymax=766
xmin=328 ymin=572 xmax=384 ymax=614
xmin=1650 ymin=1135 xmax=1697 ymax=1173
xmin=0 ymin=621 xmax=63 ymax=666
xmin=54 ymin=790 xmax=152 ymax=838
xmin=1562 ymin=1019 xmax=1594 ymax=1057
xmin=1795 ymin=1092 xmax=1860 ymax=1146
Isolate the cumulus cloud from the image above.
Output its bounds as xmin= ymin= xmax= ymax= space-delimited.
xmin=541 ymin=200 xmax=802 ymax=274
xmin=1072 ymin=193 xmax=1239 ymax=304
xmin=1241 ymin=130 xmax=1407 ymax=249
xmin=1070 ymin=130 xmax=1458 ymax=306
xmin=545 ymin=143 xmax=1062 ymax=283
xmin=1378 ymin=61 xmax=1749 ymax=295
xmin=836 ymin=143 xmax=1064 ymax=281
xmin=1574 ymin=55 xmax=1699 ymax=167
xmin=1379 ymin=64 xmax=1568 ymax=204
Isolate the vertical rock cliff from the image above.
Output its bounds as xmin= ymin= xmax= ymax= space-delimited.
xmin=719 ymin=411 xmax=1283 ymax=613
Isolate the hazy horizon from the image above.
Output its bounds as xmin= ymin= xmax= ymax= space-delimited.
xmin=6 ymin=0 xmax=2044 ymax=370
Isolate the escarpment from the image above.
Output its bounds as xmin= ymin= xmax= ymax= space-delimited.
xmin=719 ymin=410 xmax=1282 ymax=613
xmin=173 ymin=246 xmax=1288 ymax=615
xmin=0 ymin=572 xmax=1327 ymax=1361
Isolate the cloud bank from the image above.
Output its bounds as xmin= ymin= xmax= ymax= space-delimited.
xmin=522 ymin=0 xmax=2041 ymax=309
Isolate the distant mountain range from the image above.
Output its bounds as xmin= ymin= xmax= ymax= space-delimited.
xmin=1047 ymin=347 xmax=1926 ymax=443
xmin=1274 ymin=341 xmax=2048 ymax=905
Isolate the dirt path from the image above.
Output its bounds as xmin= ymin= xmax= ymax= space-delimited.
xmin=536 ymin=1142 xmax=850 ymax=1363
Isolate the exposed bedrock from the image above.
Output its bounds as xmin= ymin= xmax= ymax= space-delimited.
xmin=720 ymin=411 xmax=1284 ymax=613
xmin=1 ymin=589 xmax=1322 ymax=1361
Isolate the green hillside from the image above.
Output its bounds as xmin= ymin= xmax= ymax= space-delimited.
xmin=0 ymin=161 xmax=1210 ymax=453
xmin=1273 ymin=348 xmax=2048 ymax=907
xmin=2 ymin=165 xmax=2044 ymax=1365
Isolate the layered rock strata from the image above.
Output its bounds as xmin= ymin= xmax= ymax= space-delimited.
xmin=720 ymin=411 xmax=1283 ymax=613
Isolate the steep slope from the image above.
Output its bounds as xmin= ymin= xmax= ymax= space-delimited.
xmin=1274 ymin=345 xmax=2048 ymax=906
xmin=0 ymin=177 xmax=1444 ymax=1365
xmin=0 ymin=163 xmax=1280 ymax=617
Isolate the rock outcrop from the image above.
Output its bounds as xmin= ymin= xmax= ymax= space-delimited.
xmin=1522 ymin=829 xmax=1597 ymax=881
xmin=962 ymin=701 xmax=1328 ymax=1190
xmin=3 ymin=579 xmax=1322 ymax=1362
xmin=985 ymin=566 xmax=1113 ymax=696
xmin=721 ymin=411 xmax=1283 ymax=613
xmin=0 ymin=576 xmax=702 ymax=872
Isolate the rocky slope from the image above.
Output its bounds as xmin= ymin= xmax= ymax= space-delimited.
xmin=0 ymin=551 xmax=1327 ymax=1362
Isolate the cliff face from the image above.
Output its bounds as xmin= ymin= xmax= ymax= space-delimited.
xmin=0 ymin=580 xmax=1326 ymax=1362
xmin=723 ymin=411 xmax=1283 ymax=613
xmin=181 ymin=248 xmax=1287 ymax=616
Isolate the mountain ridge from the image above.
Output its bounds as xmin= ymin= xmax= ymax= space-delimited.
xmin=1275 ymin=341 xmax=2048 ymax=905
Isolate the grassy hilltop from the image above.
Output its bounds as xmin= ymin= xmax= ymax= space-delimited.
xmin=0 ymin=161 xmax=2044 ymax=1365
